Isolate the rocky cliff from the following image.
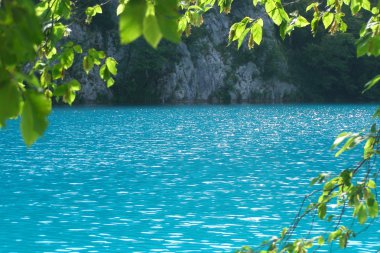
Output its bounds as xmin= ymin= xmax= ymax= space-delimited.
xmin=69 ymin=1 xmax=296 ymax=104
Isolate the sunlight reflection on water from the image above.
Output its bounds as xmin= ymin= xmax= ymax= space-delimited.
xmin=0 ymin=105 xmax=379 ymax=252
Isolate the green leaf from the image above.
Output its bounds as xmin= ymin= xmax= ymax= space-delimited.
xmin=350 ymin=0 xmax=361 ymax=15
xmin=99 ymin=64 xmax=108 ymax=80
xmin=54 ymin=79 xmax=81 ymax=105
xmin=265 ymin=0 xmax=283 ymax=26
xmin=304 ymin=240 xmax=313 ymax=248
xmin=279 ymin=21 xmax=288 ymax=40
xmin=368 ymin=200 xmax=378 ymax=218
xmin=143 ymin=14 xmax=163 ymax=48
xmin=120 ymin=0 xmax=147 ymax=44
xmin=340 ymin=21 xmax=348 ymax=32
xmin=357 ymin=204 xmax=367 ymax=224
xmin=52 ymin=64 xmax=64 ymax=80
xmin=20 ymin=90 xmax=52 ymax=146
xmin=367 ymin=197 xmax=375 ymax=207
xmin=88 ymin=49 xmax=105 ymax=66
xmin=156 ymin=0 xmax=181 ymax=43
xmin=331 ymin=132 xmax=352 ymax=150
xmin=322 ymin=12 xmax=334 ymax=29
xmin=46 ymin=47 xmax=57 ymax=59
xmin=318 ymin=203 xmax=327 ymax=219
xmin=323 ymin=179 xmax=337 ymax=191
xmin=367 ymin=180 xmax=376 ymax=189
xmin=178 ymin=16 xmax=189 ymax=33
xmin=235 ymin=22 xmax=248 ymax=41
xmin=0 ymin=0 xmax=42 ymax=64
xmin=85 ymin=4 xmax=102 ymax=24
xmin=117 ymin=3 xmax=126 ymax=16
xmin=306 ymin=2 xmax=318 ymax=12
xmin=367 ymin=36 xmax=380 ymax=56
xmin=356 ymin=34 xmax=370 ymax=57
xmin=370 ymin=123 xmax=376 ymax=133
xmin=248 ymin=34 xmax=255 ymax=49
xmin=362 ymin=0 xmax=371 ymax=10
xmin=295 ymin=16 xmax=309 ymax=27
xmin=335 ymin=135 xmax=363 ymax=157
xmin=51 ymin=23 xmax=66 ymax=44
xmin=59 ymin=0 xmax=71 ymax=20
xmin=343 ymin=0 xmax=350 ymax=5
xmin=40 ymin=69 xmax=51 ymax=88
xmin=281 ymin=228 xmax=287 ymax=238
xmin=278 ymin=5 xmax=290 ymax=22
xmin=228 ymin=23 xmax=239 ymax=44
xmin=83 ymin=56 xmax=94 ymax=74
xmin=107 ymin=77 xmax=115 ymax=88
xmin=340 ymin=170 xmax=352 ymax=187
xmin=218 ymin=0 xmax=233 ymax=13
xmin=0 ymin=82 xmax=22 ymax=127
xmin=35 ymin=1 xmax=49 ymax=17
xmin=238 ymin=28 xmax=250 ymax=49
xmin=73 ymin=45 xmax=82 ymax=54
xmin=339 ymin=235 xmax=348 ymax=248
xmin=251 ymin=19 xmax=263 ymax=45
xmin=328 ymin=229 xmax=342 ymax=243
xmin=317 ymin=236 xmax=324 ymax=245
xmin=69 ymin=79 xmax=81 ymax=91
xmin=92 ymin=49 xmax=106 ymax=60
xmin=363 ymin=74 xmax=380 ymax=93
xmin=311 ymin=15 xmax=320 ymax=35
xmin=310 ymin=176 xmax=319 ymax=186
xmin=364 ymin=137 xmax=375 ymax=159
xmin=61 ymin=49 xmax=74 ymax=69
xmin=105 ymin=57 xmax=118 ymax=76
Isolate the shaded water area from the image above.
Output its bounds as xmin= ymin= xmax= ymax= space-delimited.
xmin=0 ymin=105 xmax=379 ymax=252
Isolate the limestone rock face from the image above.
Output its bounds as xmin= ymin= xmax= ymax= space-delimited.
xmin=69 ymin=1 xmax=295 ymax=104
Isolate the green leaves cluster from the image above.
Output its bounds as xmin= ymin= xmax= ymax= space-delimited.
xmin=218 ymin=0 xmax=234 ymax=13
xmin=235 ymin=228 xmax=324 ymax=253
xmin=83 ymin=49 xmax=117 ymax=88
xmin=227 ymin=0 xmax=309 ymax=48
xmin=54 ymin=79 xmax=80 ymax=105
xmin=236 ymin=120 xmax=380 ymax=253
xmin=35 ymin=0 xmax=71 ymax=21
xmin=83 ymin=48 xmax=105 ymax=74
xmin=259 ymin=0 xmax=309 ymax=39
xmin=0 ymin=0 xmax=48 ymax=146
xmin=327 ymin=226 xmax=354 ymax=249
xmin=178 ymin=0 xmax=215 ymax=36
xmin=0 ymin=0 xmax=118 ymax=145
xmin=177 ymin=0 xmax=235 ymax=37
xmin=85 ymin=5 xmax=102 ymax=24
xmin=100 ymin=57 xmax=118 ymax=88
xmin=0 ymin=80 xmax=52 ymax=146
xmin=119 ymin=0 xmax=180 ymax=48
xmin=357 ymin=8 xmax=380 ymax=58
xmin=0 ymin=0 xmax=42 ymax=65
xmin=228 ymin=17 xmax=264 ymax=49
xmin=330 ymin=123 xmax=378 ymax=159
xmin=315 ymin=167 xmax=378 ymax=224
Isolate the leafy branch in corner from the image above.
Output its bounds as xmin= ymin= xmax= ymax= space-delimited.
xmin=236 ymin=122 xmax=380 ymax=253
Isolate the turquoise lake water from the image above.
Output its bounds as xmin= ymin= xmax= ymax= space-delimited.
xmin=0 ymin=105 xmax=379 ymax=253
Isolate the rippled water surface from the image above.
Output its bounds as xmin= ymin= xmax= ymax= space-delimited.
xmin=1 ymin=105 xmax=379 ymax=253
